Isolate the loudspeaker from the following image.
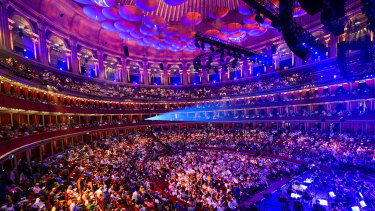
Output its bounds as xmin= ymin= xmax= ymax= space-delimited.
xmin=271 ymin=45 xmax=277 ymax=54
xmin=298 ymin=0 xmax=326 ymax=15
xmin=280 ymin=0 xmax=312 ymax=61
xmin=159 ymin=63 xmax=164 ymax=70
xmin=123 ymin=46 xmax=129 ymax=57
xmin=337 ymin=48 xmax=354 ymax=82
xmin=360 ymin=48 xmax=372 ymax=64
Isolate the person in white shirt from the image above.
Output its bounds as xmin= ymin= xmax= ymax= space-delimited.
xmin=132 ymin=190 xmax=138 ymax=202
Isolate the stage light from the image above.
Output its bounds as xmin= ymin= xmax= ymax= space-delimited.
xmin=195 ymin=40 xmax=200 ymax=48
xmin=255 ymin=13 xmax=264 ymax=24
xmin=210 ymin=46 xmax=215 ymax=52
xmin=200 ymin=42 xmax=205 ymax=50
xmin=220 ymin=55 xmax=224 ymax=62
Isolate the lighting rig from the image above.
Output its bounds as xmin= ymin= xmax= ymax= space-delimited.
xmin=241 ymin=0 xmax=328 ymax=61
xmin=193 ymin=33 xmax=267 ymax=73
xmin=241 ymin=0 xmax=280 ymax=29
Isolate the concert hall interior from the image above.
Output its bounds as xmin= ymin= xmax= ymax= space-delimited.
xmin=0 ymin=0 xmax=374 ymax=210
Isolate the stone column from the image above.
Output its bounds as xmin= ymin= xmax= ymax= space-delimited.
xmin=221 ymin=67 xmax=227 ymax=82
xmin=93 ymin=59 xmax=99 ymax=78
xmin=8 ymin=22 xmax=14 ymax=51
xmin=0 ymin=0 xmax=10 ymax=49
xmin=66 ymin=51 xmax=72 ymax=71
xmin=117 ymin=64 xmax=122 ymax=82
xmin=182 ymin=62 xmax=188 ymax=85
xmin=70 ymin=39 xmax=79 ymax=74
xmin=163 ymin=63 xmax=168 ymax=85
xmin=97 ymin=50 xmax=104 ymax=79
xmin=186 ymin=69 xmax=191 ymax=85
xmin=142 ymin=59 xmax=149 ymax=85
xmin=31 ymin=37 xmax=39 ymax=61
xmin=37 ymin=21 xmax=48 ymax=64
xmin=122 ymin=58 xmax=128 ymax=83
xmin=103 ymin=62 xmax=108 ymax=80
xmin=202 ymin=69 xmax=208 ymax=84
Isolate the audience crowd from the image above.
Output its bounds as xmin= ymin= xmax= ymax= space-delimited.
xmin=1 ymin=56 xmax=374 ymax=115
xmin=0 ymin=127 xmax=375 ymax=210
xmin=0 ymin=118 xmax=136 ymax=142
xmin=0 ymin=134 xmax=174 ymax=210
xmin=0 ymin=57 xmax=354 ymax=101
xmin=154 ymin=128 xmax=375 ymax=169
xmin=145 ymin=150 xmax=299 ymax=210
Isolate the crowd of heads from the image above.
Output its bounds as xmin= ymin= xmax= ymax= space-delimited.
xmin=145 ymin=150 xmax=299 ymax=210
xmin=154 ymin=128 xmax=375 ymax=169
xmin=0 ymin=134 xmax=175 ymax=210
xmin=0 ymin=127 xmax=375 ymax=210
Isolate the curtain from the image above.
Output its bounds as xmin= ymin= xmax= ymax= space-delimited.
xmin=3 ymin=82 xmax=11 ymax=93
xmin=39 ymin=92 xmax=44 ymax=100
xmin=1 ymin=114 xmax=10 ymax=126
xmin=22 ymin=88 xmax=29 ymax=98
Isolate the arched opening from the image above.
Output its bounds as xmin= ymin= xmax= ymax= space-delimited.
xmin=104 ymin=55 xmax=119 ymax=81
xmin=169 ymin=65 xmax=181 ymax=85
xmin=79 ymin=48 xmax=97 ymax=78
xmin=277 ymin=43 xmax=294 ymax=70
xmin=9 ymin=14 xmax=37 ymax=60
xmin=208 ymin=63 xmax=221 ymax=83
xmin=48 ymin=35 xmax=71 ymax=71
xmin=128 ymin=62 xmax=140 ymax=84
xmin=189 ymin=65 xmax=201 ymax=85
xmin=150 ymin=64 xmax=161 ymax=85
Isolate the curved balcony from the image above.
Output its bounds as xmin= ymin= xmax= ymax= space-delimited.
xmin=0 ymin=121 xmax=189 ymax=162
xmin=1 ymin=49 xmax=374 ymax=103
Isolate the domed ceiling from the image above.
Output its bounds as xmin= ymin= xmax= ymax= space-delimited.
xmin=72 ymin=0 xmax=307 ymax=52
